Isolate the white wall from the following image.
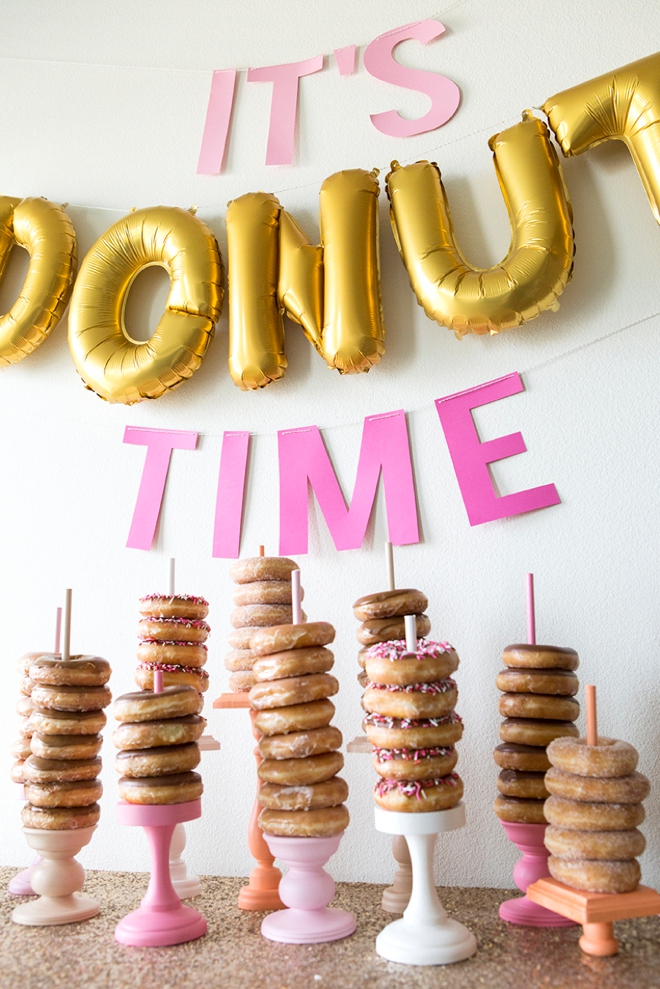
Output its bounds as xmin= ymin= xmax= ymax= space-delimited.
xmin=1 ymin=0 xmax=659 ymax=889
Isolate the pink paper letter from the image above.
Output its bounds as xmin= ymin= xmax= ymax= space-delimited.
xmin=197 ymin=69 xmax=238 ymax=174
xmin=279 ymin=410 xmax=419 ymax=554
xmin=363 ymin=20 xmax=460 ymax=137
xmin=212 ymin=431 xmax=251 ymax=558
xmin=334 ymin=45 xmax=357 ymax=76
xmin=124 ymin=426 xmax=198 ymax=550
xmin=435 ymin=373 xmax=560 ymax=526
xmin=247 ymin=55 xmax=324 ymax=165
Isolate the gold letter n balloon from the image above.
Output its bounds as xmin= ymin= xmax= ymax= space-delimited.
xmin=386 ymin=112 xmax=575 ymax=337
xmin=68 ymin=207 xmax=223 ymax=404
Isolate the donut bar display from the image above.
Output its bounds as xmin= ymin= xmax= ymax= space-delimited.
xmin=136 ymin=593 xmax=210 ymax=694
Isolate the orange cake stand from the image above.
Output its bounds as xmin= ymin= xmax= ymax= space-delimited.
xmin=527 ymin=877 xmax=660 ymax=956
xmin=214 ymin=691 xmax=284 ymax=911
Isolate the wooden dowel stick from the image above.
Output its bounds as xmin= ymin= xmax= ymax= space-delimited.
xmin=586 ymin=684 xmax=598 ymax=745
xmin=54 ymin=607 xmax=62 ymax=655
xmin=404 ymin=614 xmax=417 ymax=654
xmin=292 ymin=570 xmax=302 ymax=625
xmin=526 ymin=573 xmax=536 ymax=645
xmin=62 ymin=590 xmax=72 ymax=664
xmin=385 ymin=541 xmax=395 ymax=591
xmin=169 ymin=558 xmax=175 ymax=597
xmin=259 ymin=545 xmax=265 ymax=557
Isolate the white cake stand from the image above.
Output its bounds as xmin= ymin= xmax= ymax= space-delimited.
xmin=374 ymin=802 xmax=477 ymax=966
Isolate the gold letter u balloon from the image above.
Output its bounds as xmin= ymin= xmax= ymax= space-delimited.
xmin=386 ymin=112 xmax=575 ymax=338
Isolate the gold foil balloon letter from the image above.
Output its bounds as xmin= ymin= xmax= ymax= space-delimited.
xmin=0 ymin=197 xmax=77 ymax=366
xmin=226 ymin=168 xmax=384 ymax=390
xmin=386 ymin=112 xmax=575 ymax=338
xmin=68 ymin=207 xmax=223 ymax=404
xmin=543 ymin=51 xmax=660 ymax=225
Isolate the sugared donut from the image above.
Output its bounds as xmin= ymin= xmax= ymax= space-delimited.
xmin=112 ymin=715 xmax=206 ymax=750
xmin=135 ymin=663 xmax=209 ymax=693
xmin=353 ymin=589 xmax=428 ymax=621
xmin=249 ymin=673 xmax=339 ymax=710
xmin=231 ymin=604 xmax=298 ymax=628
xmin=118 ymin=771 xmax=203 ymax=805
xmin=499 ymin=718 xmax=579 ymax=747
xmin=493 ymin=743 xmax=551 ymax=773
xmin=31 ymin=683 xmax=112 ymax=712
xmin=362 ymin=680 xmax=457 ymax=720
xmin=139 ymin=593 xmax=209 ymax=620
xmin=258 ymin=777 xmax=348 ymax=811
xmin=545 ymin=768 xmax=650 ymax=804
xmin=258 ymin=726 xmax=342 ymax=760
xmin=496 ymin=668 xmax=579 ymax=696
xmin=364 ymin=638 xmax=458 ymax=685
xmin=224 ymin=648 xmax=259 ymax=672
xmin=548 ymin=856 xmax=641 ymax=894
xmin=254 ymin=699 xmax=335 ymax=737
xmin=233 ymin=580 xmax=299 ymax=606
xmin=497 ymin=770 xmax=549 ymax=800
xmin=544 ymin=795 xmax=645 ymax=831
xmin=251 ymin=622 xmax=336 ymax=657
xmin=228 ymin=671 xmax=256 ymax=692
xmin=24 ymin=755 xmax=102 ymax=783
xmin=114 ymin=685 xmax=202 ymax=723
xmin=24 ymin=779 xmax=103 ymax=808
xmin=228 ymin=627 xmax=261 ymax=650
xmin=372 ymin=745 xmax=457 ymax=781
xmin=545 ymin=826 xmax=646 ymax=861
xmin=498 ymin=693 xmax=579 ymax=722
xmin=502 ymin=644 xmax=579 ymax=671
xmin=258 ymin=751 xmax=344 ymax=786
xmin=259 ymin=805 xmax=349 ymax=837
xmin=357 ymin=614 xmax=430 ymax=647
xmin=137 ymin=642 xmax=208 ymax=667
xmin=547 ymin=736 xmax=639 ymax=778
xmin=29 ymin=655 xmax=111 ymax=687
xmin=22 ymin=803 xmax=101 ymax=830
xmin=229 ymin=556 xmax=298 ymax=584
xmin=116 ymin=743 xmax=200 ymax=778
xmin=493 ymin=794 xmax=546 ymax=824
xmin=375 ymin=774 xmax=463 ymax=813
xmin=253 ymin=646 xmax=334 ymax=682
xmin=31 ymin=733 xmax=102 ymax=761
xmin=363 ymin=711 xmax=464 ymax=749
xmin=30 ymin=707 xmax=107 ymax=736
xmin=138 ymin=618 xmax=210 ymax=643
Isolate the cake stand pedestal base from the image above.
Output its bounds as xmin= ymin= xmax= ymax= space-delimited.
xmin=12 ymin=826 xmax=99 ymax=926
xmin=499 ymin=821 xmax=575 ymax=927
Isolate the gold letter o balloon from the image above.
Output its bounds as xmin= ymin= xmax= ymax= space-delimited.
xmin=68 ymin=206 xmax=223 ymax=404
xmin=0 ymin=196 xmax=77 ymax=366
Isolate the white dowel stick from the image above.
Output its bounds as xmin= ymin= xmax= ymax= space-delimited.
xmin=385 ymin=541 xmax=395 ymax=591
xmin=62 ymin=590 xmax=72 ymax=664
xmin=54 ymin=607 xmax=62 ymax=655
xmin=292 ymin=569 xmax=302 ymax=625
xmin=526 ymin=573 xmax=536 ymax=646
xmin=404 ymin=614 xmax=417 ymax=654
xmin=169 ymin=558 xmax=176 ymax=597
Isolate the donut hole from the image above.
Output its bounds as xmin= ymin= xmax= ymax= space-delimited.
xmin=122 ymin=262 xmax=171 ymax=343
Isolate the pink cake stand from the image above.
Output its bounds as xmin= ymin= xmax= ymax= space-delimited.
xmin=261 ymin=832 xmax=356 ymax=944
xmin=115 ymin=800 xmax=207 ymax=947
xmin=499 ymin=821 xmax=575 ymax=927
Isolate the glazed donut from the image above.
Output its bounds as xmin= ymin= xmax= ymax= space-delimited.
xmin=547 ymin=736 xmax=639 ymax=778
xmin=259 ymin=805 xmax=349 ymax=837
xmin=362 ymin=680 xmax=457 ymax=720
xmin=258 ymin=750 xmax=344 ymax=786
xmin=233 ymin=580 xmax=299 ymax=606
xmin=10 ymin=761 xmax=25 ymax=783
xmin=374 ymin=774 xmax=463 ymax=813
xmin=18 ymin=651 xmax=48 ymax=676
xmin=116 ymin=743 xmax=200 ymax=778
xmin=138 ymin=617 xmax=210 ymax=643
xmin=24 ymin=779 xmax=103 ymax=808
xmin=135 ymin=663 xmax=209 ymax=693
xmin=357 ymin=670 xmax=369 ymax=689
xmin=230 ymin=604 xmax=298 ymax=629
xmin=139 ymin=593 xmax=209 ymax=620
xmin=24 ymin=755 xmax=102 ymax=784
xmin=114 ymin=685 xmax=202 ymax=723
xmin=493 ymin=743 xmax=551 ymax=773
xmin=251 ymin=622 xmax=336 ymax=657
xmin=548 ymin=856 xmax=641 ymax=894
xmin=497 ymin=770 xmax=549 ymax=800
xmin=357 ymin=648 xmax=370 ymax=670
xmin=544 ymin=795 xmax=645 ymax=831
xmin=258 ymin=726 xmax=342 ymax=760
xmin=544 ymin=826 xmax=646 ymax=861
xmin=545 ymin=768 xmax=650 ymax=804
xmin=224 ymin=648 xmax=259 ymax=672
xmin=29 ymin=655 xmax=111 ymax=687
xmin=258 ymin=777 xmax=348 ymax=811
xmin=229 ymin=556 xmax=298 ymax=584
xmin=496 ymin=668 xmax=579 ymax=696
xmin=363 ymin=711 xmax=463 ymax=749
xmin=228 ymin=671 xmax=257 ymax=692
xmin=118 ymin=771 xmax=203 ymax=805
xmin=498 ymin=693 xmax=579 ymax=722
xmin=493 ymin=794 xmax=546 ymax=824
xmin=365 ymin=649 xmax=458 ymax=687
xmin=357 ymin=614 xmax=430 ymax=647
xmin=16 ymin=695 xmax=35 ymax=718
xmin=31 ymin=732 xmax=102 ymax=761
xmin=20 ymin=676 xmax=35 ymax=695
xmin=372 ymin=745 xmax=457 ymax=781
xmin=249 ymin=673 xmax=339 ymax=710
xmin=502 ymin=644 xmax=579 ymax=671
xmin=353 ymin=588 xmax=428 ymax=621
xmin=253 ymin=646 xmax=334 ymax=682
xmin=11 ymin=737 xmax=32 ymax=760
xmin=499 ymin=718 xmax=579 ymax=747
xmin=22 ymin=803 xmax=101 ymax=830
xmin=18 ymin=718 xmax=34 ymax=737
xmin=113 ymin=715 xmax=206 ymax=750
xmin=30 ymin=707 xmax=107 ymax=736
xmin=31 ymin=683 xmax=112 ymax=712
xmin=254 ymin=699 xmax=335 ymax=737
xmin=137 ymin=641 xmax=208 ymax=667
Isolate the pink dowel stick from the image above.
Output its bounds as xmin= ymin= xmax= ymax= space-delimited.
xmin=385 ymin=541 xmax=395 ymax=591
xmin=586 ymin=685 xmax=598 ymax=746
xmin=154 ymin=669 xmax=164 ymax=694
xmin=404 ymin=614 xmax=417 ymax=655
xmin=62 ymin=590 xmax=72 ymax=663
xmin=292 ymin=570 xmax=302 ymax=625
xmin=54 ymin=607 xmax=62 ymax=654
xmin=526 ymin=573 xmax=536 ymax=645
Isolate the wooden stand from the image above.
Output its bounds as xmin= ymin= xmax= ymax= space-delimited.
xmin=527 ymin=877 xmax=660 ymax=956
xmin=12 ymin=826 xmax=99 ymax=926
xmin=213 ymin=692 xmax=283 ymax=910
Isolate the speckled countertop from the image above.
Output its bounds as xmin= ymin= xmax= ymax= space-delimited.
xmin=2 ymin=867 xmax=660 ymax=989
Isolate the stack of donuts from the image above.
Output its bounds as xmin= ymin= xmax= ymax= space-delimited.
xmin=494 ymin=644 xmax=580 ymax=824
xmin=114 ymin=685 xmax=205 ymax=804
xmin=136 ymin=594 xmax=210 ymax=696
xmin=21 ymin=655 xmax=112 ymax=830
xmin=10 ymin=652 xmax=45 ymax=786
xmin=226 ymin=556 xmax=302 ymax=692
xmin=248 ymin=621 xmax=349 ymax=837
xmin=353 ymin=589 xmax=430 ymax=688
xmin=362 ymin=637 xmax=464 ymax=813
xmin=544 ymin=735 xmax=650 ymax=893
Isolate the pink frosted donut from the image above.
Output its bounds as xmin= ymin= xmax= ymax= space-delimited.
xmin=139 ymin=593 xmax=209 ymax=620
xmin=364 ymin=638 xmax=459 ymax=685
xmin=137 ymin=641 xmax=208 ymax=668
xmin=138 ymin=617 xmax=210 ymax=643
xmin=362 ymin=679 xmax=458 ymax=719
xmin=135 ymin=663 xmax=209 ymax=693
xmin=374 ymin=773 xmax=463 ymax=813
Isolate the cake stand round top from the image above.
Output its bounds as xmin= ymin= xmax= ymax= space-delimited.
xmin=116 ymin=799 xmax=201 ymax=827
xmin=374 ymin=801 xmax=466 ymax=835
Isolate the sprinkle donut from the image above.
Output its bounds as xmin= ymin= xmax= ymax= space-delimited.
xmin=140 ymin=594 xmax=209 ymax=620
xmin=258 ymin=777 xmax=348 ymax=811
xmin=365 ymin=640 xmax=459 ymax=686
xmin=375 ymin=773 xmax=463 ymax=813
xmin=357 ymin=614 xmax=431 ymax=647
xmin=251 ymin=622 xmax=336 ymax=657
xmin=363 ymin=679 xmax=458 ymax=720
xmin=353 ymin=588 xmax=428 ymax=621
xmin=135 ymin=663 xmax=209 ymax=693
xmin=114 ymin=686 xmax=202 ymax=723
xmin=137 ymin=641 xmax=208 ymax=667
xmin=138 ymin=617 xmax=210 ymax=643
xmin=547 ymin=736 xmax=639 ymax=778
xmin=258 ymin=750 xmax=344 ymax=786
xmin=254 ymin=699 xmax=336 ymax=737
xmin=372 ymin=745 xmax=457 ymax=781
xmin=249 ymin=673 xmax=339 ymax=710
xmin=548 ymin=856 xmax=641 ymax=894
xmin=363 ymin=711 xmax=463 ymax=749
xmin=229 ymin=556 xmax=299 ymax=584
xmin=259 ymin=805 xmax=349 ymax=837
